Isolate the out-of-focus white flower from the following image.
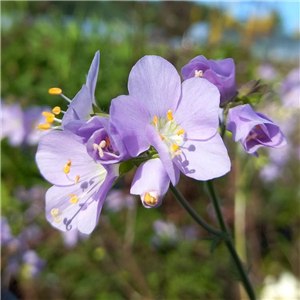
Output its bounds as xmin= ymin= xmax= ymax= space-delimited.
xmin=260 ymin=272 xmax=300 ymax=300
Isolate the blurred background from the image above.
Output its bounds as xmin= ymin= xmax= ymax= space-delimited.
xmin=1 ymin=1 xmax=299 ymax=299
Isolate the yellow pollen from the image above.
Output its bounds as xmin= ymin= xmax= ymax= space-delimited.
xmin=37 ymin=124 xmax=51 ymax=130
xmin=63 ymin=164 xmax=70 ymax=174
xmin=75 ymin=175 xmax=80 ymax=184
xmin=51 ymin=208 xmax=60 ymax=217
xmin=167 ymin=110 xmax=174 ymax=121
xmin=195 ymin=70 xmax=203 ymax=77
xmin=69 ymin=194 xmax=79 ymax=204
xmin=153 ymin=116 xmax=158 ymax=125
xmin=177 ymin=129 xmax=185 ymax=135
xmin=46 ymin=115 xmax=55 ymax=123
xmin=52 ymin=106 xmax=61 ymax=115
xmin=42 ymin=111 xmax=55 ymax=118
xmin=48 ymin=87 xmax=62 ymax=95
xmin=67 ymin=159 xmax=72 ymax=166
xmin=144 ymin=193 xmax=157 ymax=205
xmin=171 ymin=144 xmax=179 ymax=152
xmin=158 ymin=132 xmax=165 ymax=140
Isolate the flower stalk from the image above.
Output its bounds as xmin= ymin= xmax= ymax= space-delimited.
xmin=205 ymin=180 xmax=256 ymax=300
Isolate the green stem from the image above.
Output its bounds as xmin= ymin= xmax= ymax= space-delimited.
xmin=206 ymin=180 xmax=256 ymax=300
xmin=170 ymin=185 xmax=222 ymax=237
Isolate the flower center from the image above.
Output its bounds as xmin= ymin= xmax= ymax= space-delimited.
xmin=152 ymin=110 xmax=185 ymax=159
xmin=246 ymin=125 xmax=265 ymax=142
xmin=92 ymin=137 xmax=113 ymax=158
xmin=195 ymin=70 xmax=203 ymax=77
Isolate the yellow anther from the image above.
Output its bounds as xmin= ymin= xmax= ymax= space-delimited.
xmin=195 ymin=70 xmax=203 ymax=77
xmin=51 ymin=208 xmax=60 ymax=217
xmin=144 ymin=192 xmax=157 ymax=205
xmin=42 ymin=111 xmax=55 ymax=118
xmin=158 ymin=132 xmax=165 ymax=140
xmin=46 ymin=115 xmax=55 ymax=123
xmin=52 ymin=106 xmax=61 ymax=115
xmin=63 ymin=164 xmax=70 ymax=174
xmin=37 ymin=124 xmax=51 ymax=130
xmin=167 ymin=110 xmax=174 ymax=121
xmin=172 ymin=144 xmax=179 ymax=152
xmin=67 ymin=159 xmax=72 ymax=166
xmin=177 ymin=129 xmax=185 ymax=136
xmin=75 ymin=175 xmax=80 ymax=184
xmin=69 ymin=194 xmax=79 ymax=204
xmin=153 ymin=116 xmax=158 ymax=125
xmin=48 ymin=87 xmax=62 ymax=95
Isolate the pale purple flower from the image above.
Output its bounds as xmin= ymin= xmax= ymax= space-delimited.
xmin=151 ymin=220 xmax=178 ymax=248
xmin=104 ymin=189 xmax=136 ymax=213
xmin=61 ymin=229 xmax=88 ymax=248
xmin=35 ymin=130 xmax=119 ymax=234
xmin=181 ymin=55 xmax=237 ymax=104
xmin=22 ymin=250 xmax=45 ymax=278
xmin=256 ymin=64 xmax=278 ymax=81
xmin=1 ymin=217 xmax=14 ymax=246
xmin=259 ymin=164 xmax=281 ymax=183
xmin=280 ymin=67 xmax=300 ymax=108
xmin=227 ymin=104 xmax=287 ymax=156
xmin=1 ymin=102 xmax=25 ymax=146
xmin=110 ymin=56 xmax=231 ymax=206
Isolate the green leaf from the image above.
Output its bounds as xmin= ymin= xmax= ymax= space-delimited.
xmin=119 ymin=160 xmax=135 ymax=176
xmin=237 ymin=80 xmax=261 ymax=98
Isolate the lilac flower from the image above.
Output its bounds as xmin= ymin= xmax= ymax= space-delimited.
xmin=38 ymin=51 xmax=100 ymax=132
xmin=1 ymin=217 xmax=14 ymax=246
xmin=104 ymin=189 xmax=136 ymax=213
xmin=280 ymin=67 xmax=300 ymax=108
xmin=151 ymin=220 xmax=178 ymax=248
xmin=256 ymin=64 xmax=278 ymax=81
xmin=1 ymin=102 xmax=25 ymax=146
xmin=35 ymin=130 xmax=119 ymax=234
xmin=61 ymin=229 xmax=88 ymax=248
xmin=21 ymin=250 xmax=45 ymax=278
xmin=181 ymin=55 xmax=237 ymax=104
xmin=259 ymin=164 xmax=281 ymax=183
xmin=227 ymin=104 xmax=287 ymax=156
xmin=110 ymin=56 xmax=231 ymax=205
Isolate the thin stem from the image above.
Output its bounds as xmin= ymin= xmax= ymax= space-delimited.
xmin=206 ymin=180 xmax=256 ymax=300
xmin=170 ymin=184 xmax=222 ymax=237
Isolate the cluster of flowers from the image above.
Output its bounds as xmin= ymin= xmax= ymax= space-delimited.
xmin=35 ymin=51 xmax=286 ymax=234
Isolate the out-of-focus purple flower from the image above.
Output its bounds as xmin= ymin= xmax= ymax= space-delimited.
xmin=1 ymin=217 xmax=14 ymax=246
xmin=280 ymin=67 xmax=300 ymax=108
xmin=181 ymin=55 xmax=237 ymax=104
xmin=104 ymin=189 xmax=136 ymax=213
xmin=1 ymin=102 xmax=25 ymax=146
xmin=35 ymin=131 xmax=119 ymax=234
xmin=259 ymin=164 xmax=281 ymax=183
xmin=151 ymin=220 xmax=178 ymax=248
xmin=256 ymin=64 xmax=278 ymax=81
xmin=227 ymin=104 xmax=287 ymax=156
xmin=61 ymin=229 xmax=89 ymax=249
xmin=110 ymin=56 xmax=230 ymax=205
xmin=22 ymin=250 xmax=45 ymax=278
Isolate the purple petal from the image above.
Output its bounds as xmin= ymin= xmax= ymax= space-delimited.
xmin=146 ymin=124 xmax=180 ymax=186
xmin=36 ymin=131 xmax=99 ymax=186
xmin=86 ymin=51 xmax=100 ymax=103
xmin=128 ymin=55 xmax=181 ymax=118
xmin=174 ymin=133 xmax=231 ymax=181
xmin=174 ymin=78 xmax=219 ymax=140
xmin=130 ymin=158 xmax=170 ymax=208
xmin=110 ymin=95 xmax=150 ymax=157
